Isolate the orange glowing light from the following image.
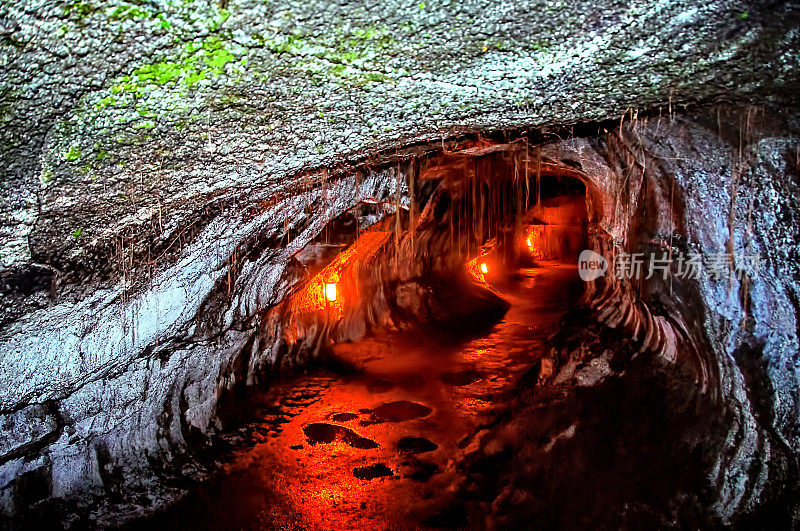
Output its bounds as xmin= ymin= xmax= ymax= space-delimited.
xmin=325 ymin=282 xmax=337 ymax=302
xmin=526 ymin=225 xmax=545 ymax=259
xmin=480 ymin=263 xmax=488 ymax=274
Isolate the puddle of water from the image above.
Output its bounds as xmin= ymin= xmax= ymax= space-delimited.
xmin=330 ymin=412 xmax=359 ymax=422
xmin=364 ymin=400 xmax=432 ymax=424
xmin=397 ymin=436 xmax=438 ymax=454
xmin=303 ymin=423 xmax=379 ymax=449
xmin=353 ymin=463 xmax=394 ymax=480
xmin=134 ymin=265 xmax=584 ymax=530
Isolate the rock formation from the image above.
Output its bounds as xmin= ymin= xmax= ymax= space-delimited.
xmin=1 ymin=0 xmax=798 ymax=526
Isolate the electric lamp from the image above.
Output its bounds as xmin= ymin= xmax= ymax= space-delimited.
xmin=325 ymin=282 xmax=337 ymax=302
xmin=480 ymin=262 xmax=488 ymax=274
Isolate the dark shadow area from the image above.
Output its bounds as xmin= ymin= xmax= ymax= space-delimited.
xmin=445 ymin=319 xmax=731 ymax=529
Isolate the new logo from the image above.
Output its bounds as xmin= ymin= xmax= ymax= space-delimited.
xmin=578 ymin=250 xmax=607 ymax=281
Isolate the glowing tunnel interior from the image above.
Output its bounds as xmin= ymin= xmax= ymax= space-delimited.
xmin=283 ymin=139 xmax=593 ymax=349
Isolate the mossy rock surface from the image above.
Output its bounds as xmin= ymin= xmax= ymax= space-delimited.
xmin=1 ymin=0 xmax=798 ymax=286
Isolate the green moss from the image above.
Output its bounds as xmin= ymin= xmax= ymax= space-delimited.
xmin=266 ymin=32 xmax=308 ymax=55
xmin=251 ymin=33 xmax=267 ymax=46
xmin=263 ymin=24 xmax=394 ymax=70
xmin=94 ymin=95 xmax=117 ymax=110
xmin=366 ymin=72 xmax=387 ymax=82
xmin=215 ymin=93 xmax=249 ymax=107
xmin=133 ymin=120 xmax=156 ymax=130
xmin=69 ymin=13 xmax=405 ymax=160
xmin=205 ymin=46 xmax=235 ymax=72
xmin=65 ymin=0 xmax=230 ymax=31
xmin=91 ymin=16 xmax=398 ymax=127
xmin=71 ymin=228 xmax=83 ymax=240
xmin=107 ymin=4 xmax=152 ymax=21
xmin=206 ymin=8 xmax=230 ymax=32
xmin=133 ymin=61 xmax=184 ymax=85
xmin=62 ymin=1 xmax=96 ymax=20
xmin=156 ymin=13 xmax=171 ymax=29
xmin=40 ymin=169 xmax=54 ymax=184
xmin=101 ymin=36 xmax=236 ymax=113
xmin=63 ymin=146 xmax=82 ymax=162
xmin=136 ymin=106 xmax=156 ymax=118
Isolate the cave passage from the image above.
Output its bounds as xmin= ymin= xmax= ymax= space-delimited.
xmin=135 ymin=263 xmax=584 ymax=530
xmin=130 ymin=153 xmax=598 ymax=528
xmin=119 ymin=134 xmax=740 ymax=529
xmin=3 ymin=2 xmax=798 ymax=526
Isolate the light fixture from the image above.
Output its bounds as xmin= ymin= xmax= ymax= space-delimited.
xmin=480 ymin=262 xmax=488 ymax=274
xmin=526 ymin=238 xmax=532 ymax=247
xmin=325 ymin=282 xmax=337 ymax=302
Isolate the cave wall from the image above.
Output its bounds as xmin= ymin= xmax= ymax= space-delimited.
xmin=635 ymin=115 xmax=800 ymax=519
xmin=427 ymin=113 xmax=800 ymax=527
xmin=0 ymin=166 xmax=409 ymax=522
xmin=1 ymin=107 xmax=798 ymax=525
xmin=2 ymin=0 xmax=798 ymax=323
xmin=1 ymin=0 xmax=799 ymax=526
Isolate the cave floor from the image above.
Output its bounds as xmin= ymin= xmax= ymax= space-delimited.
xmin=141 ymin=263 xmax=583 ymax=530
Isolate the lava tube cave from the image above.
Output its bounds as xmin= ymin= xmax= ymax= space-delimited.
xmin=2 ymin=3 xmax=800 ymax=529
xmin=4 ymin=118 xmax=800 ymax=530
xmin=100 ymin=131 xmax=795 ymax=529
xmin=133 ymin=143 xmax=602 ymax=529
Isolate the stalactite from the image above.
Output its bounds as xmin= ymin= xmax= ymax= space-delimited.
xmin=535 ymin=145 xmax=541 ymax=207
xmin=394 ymin=164 xmax=401 ymax=247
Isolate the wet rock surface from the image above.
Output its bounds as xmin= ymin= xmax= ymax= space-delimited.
xmin=1 ymin=2 xmax=799 ymax=518
xmin=124 ymin=265 xmax=582 ymax=529
xmin=330 ymin=412 xmax=358 ymax=423
xmin=353 ymin=463 xmax=394 ymax=481
xmin=361 ymin=401 xmax=433 ymax=424
xmin=2 ymin=109 xmax=799 ymax=527
xmin=451 ymin=321 xmax=726 ymax=528
xmin=439 ymin=369 xmax=484 ymax=386
xmin=406 ymin=462 xmax=440 ymax=482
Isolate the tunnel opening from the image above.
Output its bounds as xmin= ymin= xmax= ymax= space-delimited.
xmin=128 ymin=126 xmax=758 ymax=531
xmin=264 ymin=140 xmax=596 ymax=366
xmin=520 ymin=176 xmax=587 ymax=265
xmin=144 ymin=137 xmax=633 ymax=529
